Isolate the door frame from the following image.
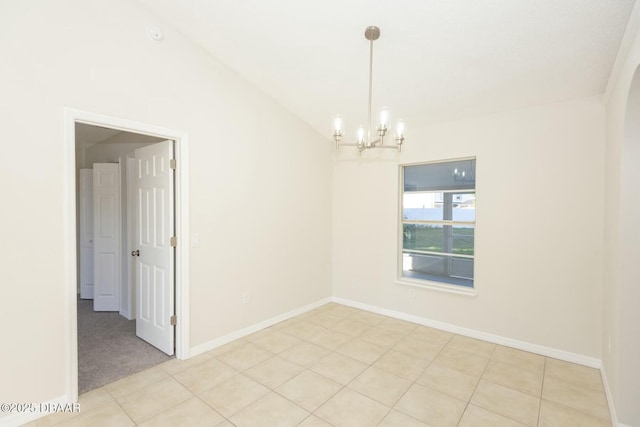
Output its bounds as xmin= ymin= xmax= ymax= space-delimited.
xmin=63 ymin=108 xmax=190 ymax=402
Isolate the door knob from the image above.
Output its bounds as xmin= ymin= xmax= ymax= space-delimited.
xmin=131 ymin=250 xmax=140 ymax=256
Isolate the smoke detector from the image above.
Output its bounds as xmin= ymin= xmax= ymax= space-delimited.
xmin=146 ymin=26 xmax=163 ymax=42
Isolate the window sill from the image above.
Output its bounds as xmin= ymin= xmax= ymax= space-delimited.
xmin=395 ymin=277 xmax=478 ymax=297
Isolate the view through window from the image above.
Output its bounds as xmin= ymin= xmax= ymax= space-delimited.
xmin=401 ymin=158 xmax=476 ymax=288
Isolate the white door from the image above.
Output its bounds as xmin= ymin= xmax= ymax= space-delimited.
xmin=125 ymin=156 xmax=137 ymax=319
xmin=79 ymin=169 xmax=94 ymax=299
xmin=93 ymin=163 xmax=121 ymax=311
xmin=134 ymin=140 xmax=175 ymax=355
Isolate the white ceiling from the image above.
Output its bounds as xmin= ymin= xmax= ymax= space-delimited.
xmin=75 ymin=123 xmax=122 ymax=149
xmin=137 ymin=0 xmax=635 ymax=139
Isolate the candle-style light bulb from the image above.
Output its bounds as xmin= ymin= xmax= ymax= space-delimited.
xmin=333 ymin=115 xmax=343 ymax=133
xmin=396 ymin=120 xmax=405 ymax=138
xmin=379 ymin=107 xmax=389 ymax=129
xmin=357 ymin=126 xmax=365 ymax=143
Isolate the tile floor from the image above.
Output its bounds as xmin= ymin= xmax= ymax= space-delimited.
xmin=27 ymin=303 xmax=612 ymax=427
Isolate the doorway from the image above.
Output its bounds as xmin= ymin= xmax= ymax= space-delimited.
xmin=64 ymin=109 xmax=190 ymax=401
xmin=76 ymin=125 xmax=172 ymax=392
xmin=615 ymin=64 xmax=640 ymax=423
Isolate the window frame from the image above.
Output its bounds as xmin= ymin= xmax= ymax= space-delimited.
xmin=397 ymin=157 xmax=477 ymax=296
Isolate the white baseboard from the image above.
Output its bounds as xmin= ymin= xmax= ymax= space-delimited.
xmin=601 ymin=367 xmax=618 ymax=427
xmin=189 ymin=297 xmax=333 ymax=357
xmin=119 ymin=309 xmax=134 ymax=321
xmin=11 ymin=296 xmax=623 ymax=427
xmin=331 ymin=297 xmax=602 ymax=368
xmin=600 ymin=368 xmax=634 ymax=427
xmin=0 ymin=394 xmax=70 ymax=427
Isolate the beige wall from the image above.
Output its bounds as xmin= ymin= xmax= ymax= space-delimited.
xmin=0 ymin=0 xmax=332 ymax=410
xmin=603 ymin=4 xmax=640 ymax=425
xmin=333 ymin=96 xmax=605 ymax=359
xmin=2 ymin=0 xmax=637 ymax=424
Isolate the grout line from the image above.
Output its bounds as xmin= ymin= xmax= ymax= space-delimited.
xmin=105 ymin=390 xmax=136 ymax=426
xmin=537 ymin=357 xmax=548 ymax=426
xmin=379 ymin=327 xmax=451 ymax=425
xmin=453 ymin=338 xmax=493 ymax=426
xmin=304 ymin=307 xmax=359 ymax=426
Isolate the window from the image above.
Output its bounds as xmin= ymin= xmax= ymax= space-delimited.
xmin=400 ymin=158 xmax=476 ymax=288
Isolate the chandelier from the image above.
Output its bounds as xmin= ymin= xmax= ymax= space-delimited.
xmin=332 ymin=26 xmax=405 ymax=153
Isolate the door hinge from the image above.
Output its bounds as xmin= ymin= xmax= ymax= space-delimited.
xmin=170 ymin=315 xmax=177 ymax=326
xmin=170 ymin=236 xmax=177 ymax=247
xmin=169 ymin=159 xmax=176 ymax=170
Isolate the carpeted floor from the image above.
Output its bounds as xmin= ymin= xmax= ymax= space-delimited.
xmin=77 ymin=296 xmax=172 ymax=394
